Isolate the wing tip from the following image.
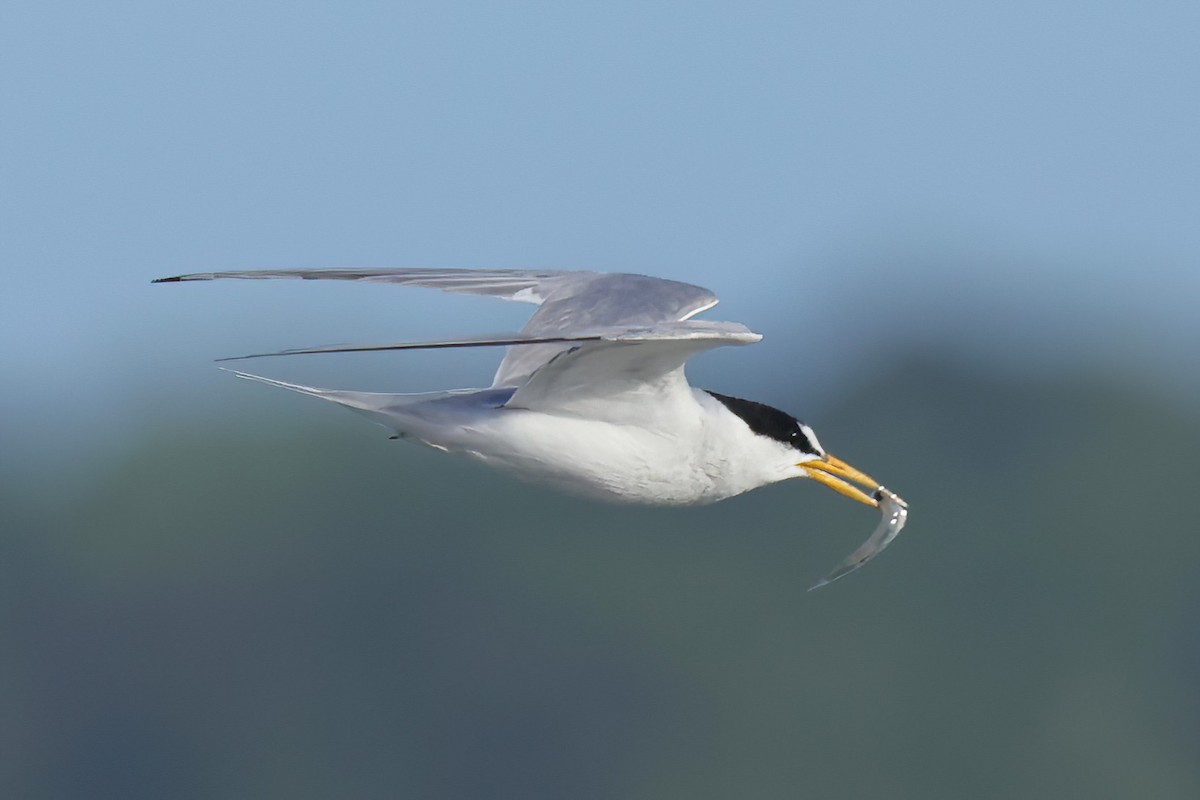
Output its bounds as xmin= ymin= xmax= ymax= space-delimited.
xmin=153 ymin=272 xmax=217 ymax=283
xmin=215 ymin=365 xmax=302 ymax=391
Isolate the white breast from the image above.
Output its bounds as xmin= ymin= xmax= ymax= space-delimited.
xmin=399 ymin=388 xmax=794 ymax=506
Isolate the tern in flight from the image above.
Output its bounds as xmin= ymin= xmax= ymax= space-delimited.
xmin=156 ymin=268 xmax=908 ymax=586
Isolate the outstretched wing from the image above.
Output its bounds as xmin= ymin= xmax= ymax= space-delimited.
xmin=213 ymin=331 xmax=606 ymax=362
xmin=153 ymin=268 xmax=575 ymax=304
xmin=207 ymin=320 xmax=762 ymax=423
xmin=154 ymin=268 xmax=719 ymax=387
xmin=496 ymin=271 xmax=717 ymax=387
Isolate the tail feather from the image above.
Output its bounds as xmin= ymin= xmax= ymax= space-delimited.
xmin=219 ymin=368 xmax=446 ymax=432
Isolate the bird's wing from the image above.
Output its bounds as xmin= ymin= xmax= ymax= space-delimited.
xmin=506 ymin=321 xmax=761 ymax=423
xmin=213 ymin=332 xmax=606 ymax=362
xmin=495 ymin=271 xmax=718 ymax=388
xmin=211 ymin=321 xmax=761 ymax=424
xmin=154 ymin=268 xmax=718 ymax=387
xmin=153 ymin=268 xmax=577 ymax=303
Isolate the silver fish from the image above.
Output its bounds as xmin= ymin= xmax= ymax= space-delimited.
xmin=810 ymin=487 xmax=909 ymax=591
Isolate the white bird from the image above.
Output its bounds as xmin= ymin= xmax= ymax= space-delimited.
xmin=156 ymin=268 xmax=908 ymax=585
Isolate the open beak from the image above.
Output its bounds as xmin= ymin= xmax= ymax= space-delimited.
xmin=800 ymin=455 xmax=880 ymax=507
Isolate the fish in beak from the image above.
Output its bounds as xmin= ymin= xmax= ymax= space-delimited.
xmin=798 ymin=454 xmax=911 ymax=590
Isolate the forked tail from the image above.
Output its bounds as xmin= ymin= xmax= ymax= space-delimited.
xmin=218 ymin=368 xmax=455 ymax=435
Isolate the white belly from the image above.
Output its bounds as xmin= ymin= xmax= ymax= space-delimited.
xmin=376 ymin=387 xmax=789 ymax=506
xmin=392 ymin=400 xmax=743 ymax=505
xmin=480 ymin=411 xmax=731 ymax=504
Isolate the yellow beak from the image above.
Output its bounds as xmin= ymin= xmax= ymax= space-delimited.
xmin=800 ymin=454 xmax=880 ymax=507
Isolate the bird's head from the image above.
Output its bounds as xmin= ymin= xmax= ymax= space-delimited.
xmin=706 ymin=391 xmax=880 ymax=507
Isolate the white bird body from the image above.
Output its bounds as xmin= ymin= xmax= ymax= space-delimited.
xmin=236 ymin=371 xmax=797 ymax=506
xmin=157 ymin=266 xmax=908 ymax=585
xmin=460 ymin=396 xmax=792 ymax=505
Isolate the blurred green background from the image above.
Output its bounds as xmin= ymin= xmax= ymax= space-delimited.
xmin=3 ymin=2 xmax=1199 ymax=798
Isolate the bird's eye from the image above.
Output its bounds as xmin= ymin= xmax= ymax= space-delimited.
xmin=791 ymin=424 xmax=823 ymax=456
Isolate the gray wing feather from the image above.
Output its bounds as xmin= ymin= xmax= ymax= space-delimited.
xmin=213 ymin=332 xmax=604 ymax=362
xmin=155 ymin=267 xmax=721 ymax=386
xmin=506 ymin=321 xmax=761 ymax=420
xmin=154 ymin=268 xmax=579 ymax=304
xmin=495 ymin=272 xmax=717 ymax=386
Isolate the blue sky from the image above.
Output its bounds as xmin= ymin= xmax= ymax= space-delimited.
xmin=2 ymin=1 xmax=1198 ymax=464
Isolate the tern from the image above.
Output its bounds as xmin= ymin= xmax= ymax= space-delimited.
xmin=156 ymin=268 xmax=908 ymax=585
